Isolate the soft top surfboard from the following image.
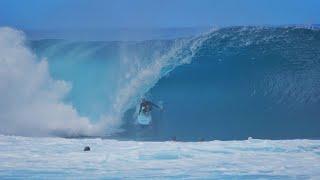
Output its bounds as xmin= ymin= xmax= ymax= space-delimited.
xmin=137 ymin=111 xmax=152 ymax=125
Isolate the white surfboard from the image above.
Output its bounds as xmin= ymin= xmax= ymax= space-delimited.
xmin=137 ymin=111 xmax=152 ymax=125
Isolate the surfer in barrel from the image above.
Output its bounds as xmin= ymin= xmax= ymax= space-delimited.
xmin=139 ymin=98 xmax=161 ymax=115
xmin=137 ymin=98 xmax=162 ymax=127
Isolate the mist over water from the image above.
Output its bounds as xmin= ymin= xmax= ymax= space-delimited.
xmin=0 ymin=27 xmax=97 ymax=136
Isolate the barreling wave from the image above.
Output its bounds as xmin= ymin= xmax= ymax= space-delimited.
xmin=0 ymin=26 xmax=209 ymax=137
xmin=121 ymin=26 xmax=320 ymax=140
xmin=1 ymin=26 xmax=320 ymax=140
xmin=142 ymin=26 xmax=320 ymax=140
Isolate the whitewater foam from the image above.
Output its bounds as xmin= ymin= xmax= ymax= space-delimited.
xmin=0 ymin=27 xmax=99 ymax=136
xmin=0 ymin=135 xmax=319 ymax=179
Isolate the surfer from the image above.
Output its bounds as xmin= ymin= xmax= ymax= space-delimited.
xmin=139 ymin=98 xmax=161 ymax=115
xmin=137 ymin=98 xmax=162 ymax=127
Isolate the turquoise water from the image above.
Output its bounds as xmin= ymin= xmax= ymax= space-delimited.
xmin=1 ymin=25 xmax=320 ymax=179
xmin=29 ymin=26 xmax=320 ymax=140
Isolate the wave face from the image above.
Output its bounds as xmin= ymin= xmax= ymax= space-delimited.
xmin=28 ymin=31 xmax=206 ymax=137
xmin=121 ymin=27 xmax=320 ymax=140
xmin=2 ymin=26 xmax=320 ymax=139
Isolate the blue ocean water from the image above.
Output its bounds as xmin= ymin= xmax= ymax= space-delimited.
xmin=1 ymin=26 xmax=320 ymax=179
xmin=29 ymin=26 xmax=320 ymax=141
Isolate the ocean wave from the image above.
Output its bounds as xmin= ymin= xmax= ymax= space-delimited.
xmin=1 ymin=26 xmax=320 ymax=140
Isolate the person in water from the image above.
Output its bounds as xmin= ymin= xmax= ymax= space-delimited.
xmin=136 ymin=99 xmax=162 ymax=136
xmin=139 ymin=98 xmax=161 ymax=115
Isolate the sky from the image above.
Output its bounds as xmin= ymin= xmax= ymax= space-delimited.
xmin=0 ymin=0 xmax=320 ymax=30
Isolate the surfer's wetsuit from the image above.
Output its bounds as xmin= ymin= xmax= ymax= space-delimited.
xmin=139 ymin=100 xmax=160 ymax=115
xmin=137 ymin=99 xmax=161 ymax=128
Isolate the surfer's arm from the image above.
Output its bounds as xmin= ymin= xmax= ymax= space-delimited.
xmin=151 ymin=102 xmax=161 ymax=109
xmin=139 ymin=104 xmax=143 ymax=114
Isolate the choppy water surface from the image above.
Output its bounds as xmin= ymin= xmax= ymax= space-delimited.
xmin=0 ymin=135 xmax=319 ymax=179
